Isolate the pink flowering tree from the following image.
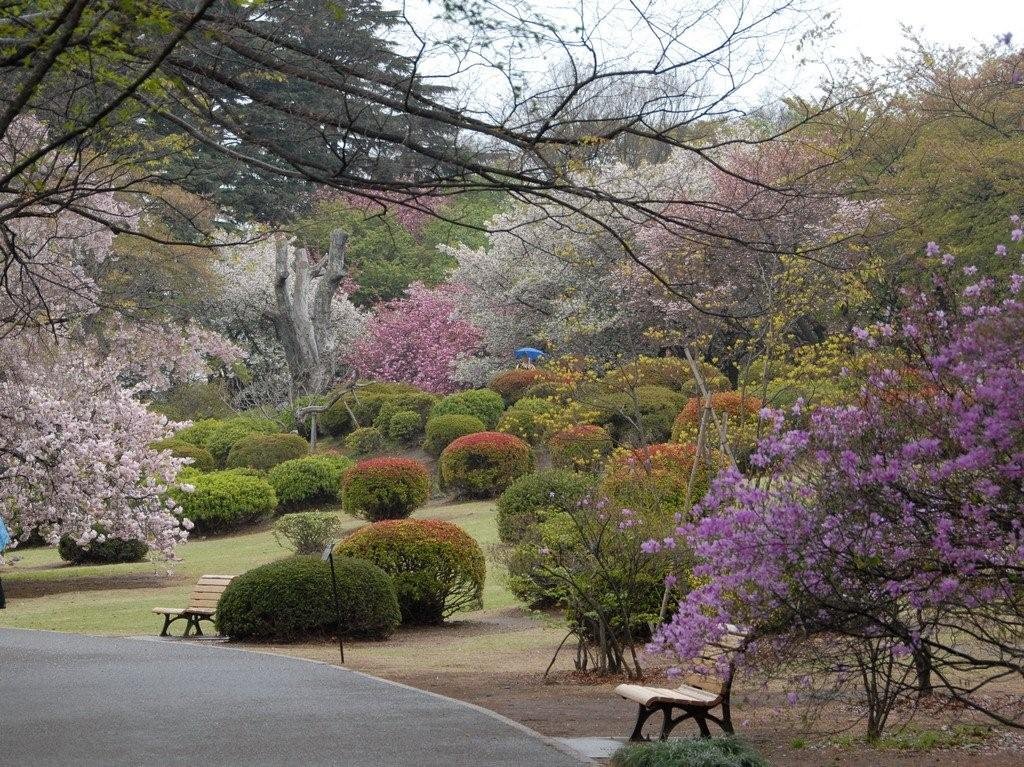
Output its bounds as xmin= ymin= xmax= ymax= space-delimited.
xmin=0 ymin=118 xmax=238 ymax=558
xmin=646 ymin=220 xmax=1024 ymax=738
xmin=347 ymin=282 xmax=482 ymax=393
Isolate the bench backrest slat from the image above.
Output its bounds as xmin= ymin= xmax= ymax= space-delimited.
xmin=186 ymin=575 xmax=235 ymax=611
xmin=682 ymin=625 xmax=749 ymax=697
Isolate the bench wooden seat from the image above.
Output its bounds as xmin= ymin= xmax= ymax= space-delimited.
xmin=152 ymin=575 xmax=235 ymax=637
xmin=616 ymin=624 xmax=748 ymax=741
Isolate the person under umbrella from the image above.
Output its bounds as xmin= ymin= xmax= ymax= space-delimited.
xmin=514 ymin=346 xmax=545 ymax=368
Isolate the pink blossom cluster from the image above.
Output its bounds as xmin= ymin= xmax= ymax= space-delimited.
xmin=347 ymin=282 xmax=483 ymax=393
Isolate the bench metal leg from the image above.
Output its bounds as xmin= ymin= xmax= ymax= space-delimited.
xmin=661 ymin=709 xmax=694 ymax=740
xmin=159 ymin=615 xmax=173 ymax=637
xmin=694 ymin=712 xmax=712 ymax=738
xmin=629 ymin=704 xmax=663 ymax=741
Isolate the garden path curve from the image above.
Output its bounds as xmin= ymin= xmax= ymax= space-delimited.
xmin=0 ymin=628 xmax=588 ymax=767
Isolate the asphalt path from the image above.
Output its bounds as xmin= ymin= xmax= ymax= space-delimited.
xmin=0 ymin=628 xmax=588 ymax=767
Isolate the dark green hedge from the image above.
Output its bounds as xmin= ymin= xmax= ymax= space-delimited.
xmin=216 ymin=556 xmax=401 ymax=642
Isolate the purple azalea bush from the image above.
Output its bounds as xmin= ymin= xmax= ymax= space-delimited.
xmin=646 ymin=220 xmax=1024 ymax=738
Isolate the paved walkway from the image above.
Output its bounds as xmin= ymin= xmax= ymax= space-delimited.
xmin=0 ymin=629 xmax=588 ymax=767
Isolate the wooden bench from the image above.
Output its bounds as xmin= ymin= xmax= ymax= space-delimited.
xmin=616 ymin=625 xmax=748 ymax=741
xmin=152 ymin=575 xmax=235 ymax=637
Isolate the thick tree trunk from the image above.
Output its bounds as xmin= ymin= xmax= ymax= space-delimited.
xmin=273 ymin=230 xmax=348 ymax=397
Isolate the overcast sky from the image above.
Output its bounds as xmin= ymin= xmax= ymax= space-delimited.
xmin=825 ymin=0 xmax=1011 ymax=60
xmin=391 ymin=0 xmax=1015 ymax=115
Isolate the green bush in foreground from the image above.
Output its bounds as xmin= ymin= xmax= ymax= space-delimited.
xmin=266 ymin=454 xmax=354 ymax=510
xmin=216 ymin=556 xmax=400 ymax=642
xmin=610 ymin=737 xmax=768 ymax=767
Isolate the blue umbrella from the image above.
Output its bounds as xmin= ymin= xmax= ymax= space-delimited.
xmin=514 ymin=347 xmax=545 ymax=362
xmin=0 ymin=518 xmax=9 ymax=552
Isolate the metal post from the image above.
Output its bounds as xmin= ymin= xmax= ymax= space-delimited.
xmin=321 ymin=543 xmax=344 ymax=664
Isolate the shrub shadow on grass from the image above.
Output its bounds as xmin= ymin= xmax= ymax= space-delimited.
xmin=5 ymin=571 xmax=186 ymax=599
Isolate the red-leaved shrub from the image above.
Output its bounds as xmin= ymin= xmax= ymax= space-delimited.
xmin=341 ymin=457 xmax=430 ymax=521
xmin=439 ymin=431 xmax=534 ymax=498
xmin=603 ymin=442 xmax=725 ymax=515
xmin=335 ymin=518 xmax=485 ymax=624
xmin=547 ymin=424 xmax=613 ymax=470
xmin=488 ymin=369 xmax=549 ymax=404
xmin=672 ymin=392 xmax=763 ymax=456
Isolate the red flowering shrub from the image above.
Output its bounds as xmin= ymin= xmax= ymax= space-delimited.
xmin=341 ymin=457 xmax=430 ymax=521
xmin=439 ymin=431 xmax=534 ymax=498
xmin=335 ymin=518 xmax=485 ymax=624
xmin=672 ymin=391 xmax=763 ymax=456
xmin=602 ymin=442 xmax=724 ymax=515
xmin=488 ymin=369 xmax=549 ymax=404
xmin=548 ymin=424 xmax=613 ymax=470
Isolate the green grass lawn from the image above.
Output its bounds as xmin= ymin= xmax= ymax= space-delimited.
xmin=1 ymin=500 xmax=516 ymax=635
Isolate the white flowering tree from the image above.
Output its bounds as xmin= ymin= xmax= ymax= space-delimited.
xmin=0 ymin=119 xmax=236 ymax=557
xmin=204 ymin=233 xmax=364 ymax=407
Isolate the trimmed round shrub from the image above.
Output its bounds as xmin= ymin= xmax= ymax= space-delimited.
xmin=320 ymin=382 xmax=436 ymax=436
xmin=345 ymin=426 xmax=385 ymax=455
xmin=548 ymin=424 xmax=613 ymax=470
xmin=267 ymin=454 xmax=354 ymax=510
xmin=496 ymin=469 xmax=597 ymax=545
xmin=204 ymin=417 xmax=281 ymax=466
xmin=603 ymin=442 xmax=724 ymax=514
xmin=495 ymin=396 xmax=559 ymax=444
xmin=174 ymin=418 xmax=222 ymax=448
xmin=429 ymin=389 xmax=505 ymax=428
xmin=341 ymin=458 xmax=430 ymax=521
xmin=421 ymin=414 xmax=486 ymax=456
xmin=439 ymin=431 xmax=535 ymax=498
xmin=225 ymin=432 xmax=309 ymax=471
xmin=387 ymin=410 xmax=423 ymax=444
xmin=587 ymin=386 xmax=686 ymax=444
xmin=58 ymin=530 xmax=148 ymax=565
xmin=153 ymin=439 xmax=216 ymax=472
xmin=489 ymin=369 xmax=549 ymax=403
xmin=335 ymin=519 xmax=485 ymax=625
xmin=174 ymin=470 xmax=278 ymax=534
xmin=216 ymin=555 xmax=401 ymax=642
xmin=672 ymin=391 xmax=763 ymax=456
xmin=272 ymin=512 xmax=347 ymax=555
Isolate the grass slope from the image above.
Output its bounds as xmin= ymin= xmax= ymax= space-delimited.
xmin=1 ymin=500 xmax=514 ymax=635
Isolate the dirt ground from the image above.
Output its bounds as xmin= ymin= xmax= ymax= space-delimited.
xmin=250 ymin=607 xmax=1024 ymax=766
